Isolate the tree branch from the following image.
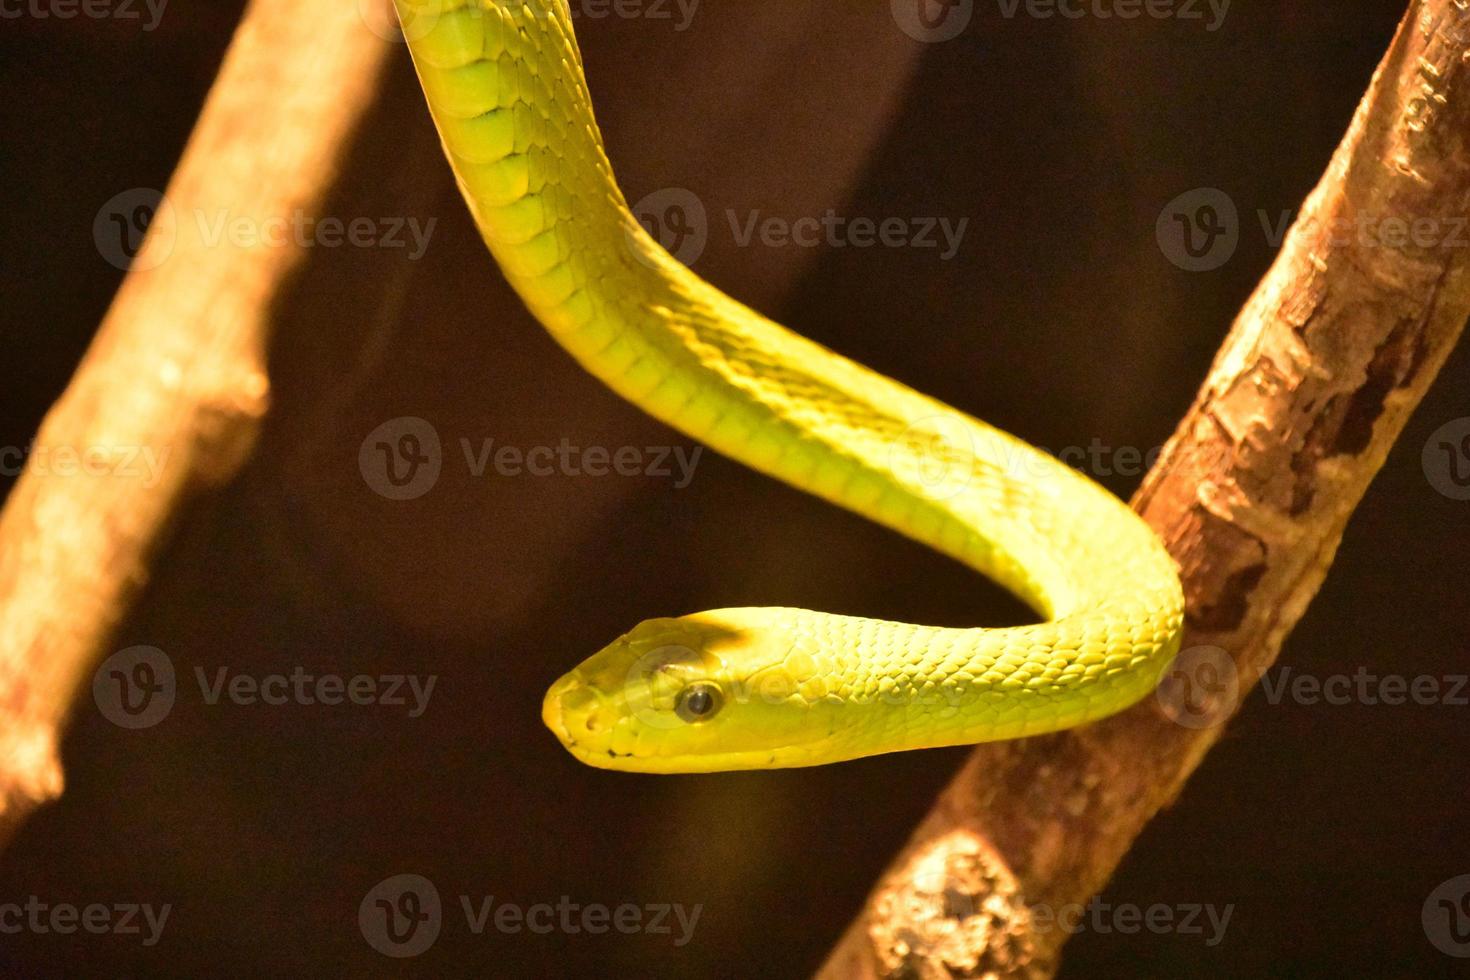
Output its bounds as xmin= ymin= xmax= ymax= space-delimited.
xmin=819 ymin=3 xmax=1470 ymax=976
xmin=0 ymin=0 xmax=393 ymax=846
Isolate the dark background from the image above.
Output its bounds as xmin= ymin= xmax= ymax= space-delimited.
xmin=2 ymin=1 xmax=1468 ymax=976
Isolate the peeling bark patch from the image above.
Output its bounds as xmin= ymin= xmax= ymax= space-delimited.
xmin=1290 ymin=395 xmax=1345 ymax=515
xmin=1291 ymin=315 xmax=1431 ymax=513
xmin=1188 ymin=562 xmax=1266 ymax=633
xmin=1332 ymin=316 xmax=1426 ymax=456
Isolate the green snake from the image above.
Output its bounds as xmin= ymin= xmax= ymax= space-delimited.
xmin=393 ymin=0 xmax=1185 ymax=772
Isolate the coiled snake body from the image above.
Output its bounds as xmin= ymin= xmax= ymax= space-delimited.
xmin=394 ymin=0 xmax=1185 ymax=772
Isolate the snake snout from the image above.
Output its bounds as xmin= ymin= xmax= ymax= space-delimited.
xmin=541 ymin=671 xmax=608 ymax=746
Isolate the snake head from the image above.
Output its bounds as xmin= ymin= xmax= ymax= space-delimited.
xmin=541 ymin=609 xmax=842 ymax=773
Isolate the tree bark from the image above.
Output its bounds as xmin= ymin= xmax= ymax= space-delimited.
xmin=819 ymin=2 xmax=1470 ymax=977
xmin=0 ymin=0 xmax=393 ymax=844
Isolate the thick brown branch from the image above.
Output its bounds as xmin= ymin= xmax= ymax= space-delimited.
xmin=820 ymin=3 xmax=1470 ymax=977
xmin=0 ymin=0 xmax=393 ymax=843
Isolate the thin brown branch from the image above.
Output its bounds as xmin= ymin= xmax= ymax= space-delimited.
xmin=0 ymin=0 xmax=394 ymax=844
xmin=820 ymin=3 xmax=1470 ymax=977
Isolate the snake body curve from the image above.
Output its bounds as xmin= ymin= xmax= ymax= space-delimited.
xmin=393 ymin=0 xmax=1185 ymax=773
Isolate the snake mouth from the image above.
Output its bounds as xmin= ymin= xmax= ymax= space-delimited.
xmin=543 ymin=669 xmax=641 ymax=765
xmin=541 ymin=675 xmax=656 ymax=770
xmin=550 ymin=740 xmax=836 ymax=774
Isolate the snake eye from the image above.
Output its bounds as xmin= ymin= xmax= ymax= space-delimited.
xmin=674 ymin=683 xmax=723 ymax=723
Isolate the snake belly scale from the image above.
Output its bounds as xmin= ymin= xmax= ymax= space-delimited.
xmin=392 ymin=0 xmax=1185 ymax=773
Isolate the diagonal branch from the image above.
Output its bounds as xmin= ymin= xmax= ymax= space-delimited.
xmin=0 ymin=0 xmax=394 ymax=847
xmin=820 ymin=2 xmax=1470 ymax=977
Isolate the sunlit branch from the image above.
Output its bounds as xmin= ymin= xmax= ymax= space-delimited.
xmin=0 ymin=0 xmax=394 ymax=847
xmin=820 ymin=3 xmax=1470 ymax=976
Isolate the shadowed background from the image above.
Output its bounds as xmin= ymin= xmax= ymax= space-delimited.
xmin=2 ymin=1 xmax=1468 ymax=976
